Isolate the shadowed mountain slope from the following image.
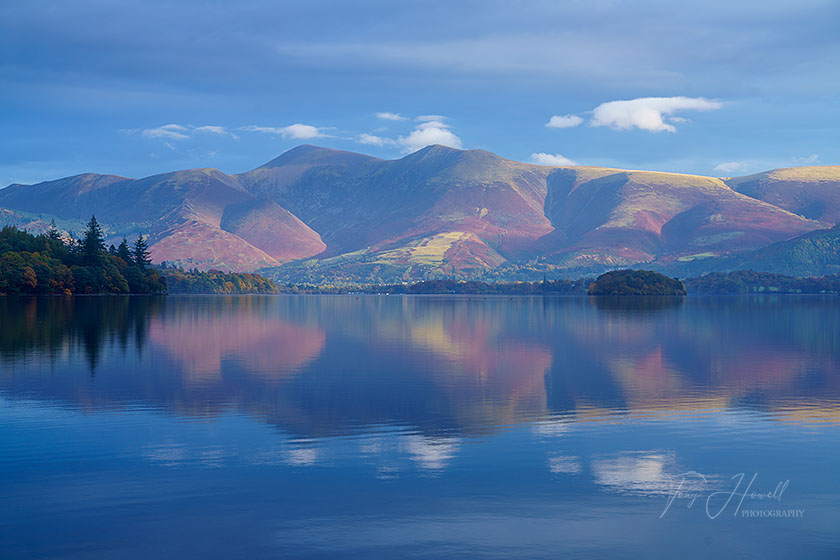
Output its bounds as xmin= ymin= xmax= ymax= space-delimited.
xmin=664 ymin=225 xmax=840 ymax=277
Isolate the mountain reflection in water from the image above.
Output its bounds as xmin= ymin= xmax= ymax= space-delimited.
xmin=2 ymin=295 xmax=839 ymax=559
xmin=2 ymin=295 xmax=839 ymax=435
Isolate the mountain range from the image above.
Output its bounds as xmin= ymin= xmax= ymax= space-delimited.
xmin=2 ymin=144 xmax=839 ymax=281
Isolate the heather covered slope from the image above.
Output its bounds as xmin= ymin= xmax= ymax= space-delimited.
xmin=538 ymin=167 xmax=821 ymax=269
xmin=1 ymin=145 xmax=838 ymax=279
xmin=248 ymin=145 xmax=827 ymax=281
xmin=238 ymin=145 xmax=554 ymax=262
xmin=726 ymin=166 xmax=840 ymax=225
xmin=0 ymin=167 xmax=325 ymax=272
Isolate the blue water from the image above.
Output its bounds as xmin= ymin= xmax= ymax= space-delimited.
xmin=1 ymin=295 xmax=839 ymax=559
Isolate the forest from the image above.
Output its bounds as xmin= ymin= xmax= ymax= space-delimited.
xmin=0 ymin=223 xmax=292 ymax=295
xmin=0 ymin=219 xmax=165 ymax=294
xmin=160 ymin=264 xmax=281 ymax=294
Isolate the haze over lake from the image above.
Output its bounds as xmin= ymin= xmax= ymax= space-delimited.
xmin=1 ymin=295 xmax=839 ymax=558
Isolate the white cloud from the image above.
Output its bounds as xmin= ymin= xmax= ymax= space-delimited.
xmin=137 ymin=124 xmax=238 ymax=141
xmin=416 ymin=114 xmax=446 ymax=122
xmin=358 ymin=133 xmax=397 ymax=147
xmin=376 ymin=112 xmax=407 ymax=121
xmin=280 ymin=124 xmax=323 ymax=139
xmin=193 ymin=125 xmax=238 ymax=140
xmin=397 ymin=120 xmax=463 ymax=152
xmin=546 ymin=114 xmax=583 ymax=129
xmin=792 ymin=154 xmax=819 ymax=164
xmin=240 ymin=125 xmax=280 ymax=134
xmin=712 ymin=160 xmax=751 ymax=174
xmin=142 ymin=124 xmax=190 ymax=140
xmin=241 ymin=123 xmax=325 ymax=139
xmin=590 ymin=96 xmax=723 ymax=133
xmin=529 ymin=152 xmax=577 ymax=166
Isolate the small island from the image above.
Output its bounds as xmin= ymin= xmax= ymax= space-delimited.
xmin=588 ymin=269 xmax=687 ymax=296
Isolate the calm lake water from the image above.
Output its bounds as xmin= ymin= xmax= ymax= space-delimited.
xmin=1 ymin=295 xmax=839 ymax=559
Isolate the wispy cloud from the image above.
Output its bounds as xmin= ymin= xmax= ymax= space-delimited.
xmin=358 ymin=133 xmax=397 ymax=147
xmin=589 ymin=96 xmax=723 ymax=133
xmin=792 ymin=154 xmax=819 ymax=164
xmin=193 ymin=125 xmax=239 ymax=140
xmin=142 ymin=124 xmax=190 ymax=140
xmin=240 ymin=123 xmax=327 ymax=139
xmin=416 ymin=114 xmax=446 ymax=123
xmin=529 ymin=152 xmax=577 ymax=166
xmin=713 ymin=160 xmax=751 ymax=174
xmin=546 ymin=115 xmax=583 ymax=129
xmin=397 ymin=119 xmax=462 ymax=152
xmin=375 ymin=112 xmax=407 ymax=121
xmin=136 ymin=124 xmax=238 ymax=141
xmin=713 ymin=153 xmax=821 ymax=175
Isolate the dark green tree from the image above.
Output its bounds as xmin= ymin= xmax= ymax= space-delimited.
xmin=132 ymin=235 xmax=151 ymax=268
xmin=116 ymin=238 xmax=132 ymax=263
xmin=46 ymin=219 xmax=63 ymax=242
xmin=82 ymin=215 xmax=106 ymax=265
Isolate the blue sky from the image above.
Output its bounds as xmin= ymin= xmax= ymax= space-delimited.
xmin=2 ymin=0 xmax=838 ymax=185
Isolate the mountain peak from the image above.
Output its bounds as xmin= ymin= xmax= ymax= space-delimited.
xmin=258 ymin=145 xmax=382 ymax=169
xmin=415 ymin=144 xmax=464 ymax=154
xmin=396 ymin=144 xmax=509 ymax=176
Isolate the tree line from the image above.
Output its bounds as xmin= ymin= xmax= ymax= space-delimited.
xmin=683 ymin=270 xmax=840 ymax=295
xmin=0 ymin=218 xmax=165 ymax=294
xmin=159 ymin=263 xmax=281 ymax=294
xmin=5 ymin=220 xmax=839 ymax=297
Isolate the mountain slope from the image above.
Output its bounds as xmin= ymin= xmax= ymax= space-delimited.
xmin=538 ymin=167 xmax=821 ymax=268
xmin=220 ymin=198 xmax=326 ymax=261
xmin=0 ymin=167 xmax=325 ymax=271
xmin=726 ymin=166 xmax=840 ymax=224
xmin=238 ymin=145 xmax=554 ymax=260
xmin=0 ymin=173 xmax=131 ymax=218
xmin=737 ymin=225 xmax=840 ymax=276
xmin=1 ymin=145 xmax=838 ymax=279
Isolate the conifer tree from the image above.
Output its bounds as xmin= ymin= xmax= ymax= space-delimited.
xmin=46 ymin=219 xmax=63 ymax=242
xmin=132 ymin=235 xmax=151 ymax=268
xmin=117 ymin=238 xmax=132 ymax=263
xmin=82 ymin=215 xmax=106 ymax=265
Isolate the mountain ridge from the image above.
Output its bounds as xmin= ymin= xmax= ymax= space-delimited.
xmin=1 ymin=145 xmax=838 ymax=280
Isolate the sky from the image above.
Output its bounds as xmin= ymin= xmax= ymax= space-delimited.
xmin=1 ymin=0 xmax=838 ymax=185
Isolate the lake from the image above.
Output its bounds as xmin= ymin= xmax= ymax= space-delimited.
xmin=1 ymin=295 xmax=839 ymax=559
